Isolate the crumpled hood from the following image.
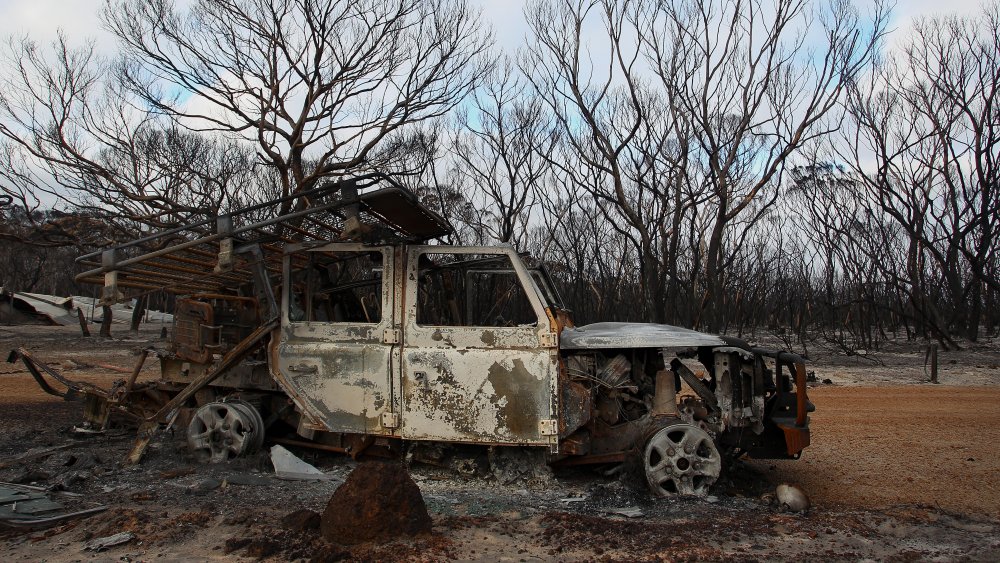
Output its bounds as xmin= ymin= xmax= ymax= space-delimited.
xmin=559 ymin=322 xmax=727 ymax=350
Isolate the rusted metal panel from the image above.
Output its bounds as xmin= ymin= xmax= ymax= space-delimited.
xmin=361 ymin=187 xmax=451 ymax=239
xmin=558 ymin=378 xmax=591 ymax=437
xmin=400 ymin=348 xmax=554 ymax=444
xmin=560 ymin=322 xmax=727 ymax=349
xmin=173 ymin=299 xmax=215 ymax=363
xmin=400 ymin=246 xmax=559 ymax=448
xmin=276 ymin=338 xmax=393 ymax=435
xmin=274 ymin=243 xmax=398 ymax=437
xmin=778 ymin=424 xmax=810 ymax=456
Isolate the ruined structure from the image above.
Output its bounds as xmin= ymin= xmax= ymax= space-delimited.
xmin=8 ymin=174 xmax=811 ymax=496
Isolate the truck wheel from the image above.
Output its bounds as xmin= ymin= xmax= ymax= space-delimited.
xmin=643 ymin=423 xmax=721 ymax=496
xmin=186 ymin=401 xmax=263 ymax=463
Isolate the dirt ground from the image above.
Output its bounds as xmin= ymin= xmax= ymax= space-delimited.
xmin=1 ymin=324 xmax=999 ymax=561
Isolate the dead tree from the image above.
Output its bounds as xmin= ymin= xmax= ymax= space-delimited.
xmin=104 ymin=0 xmax=492 ymax=211
xmin=523 ymin=0 xmax=888 ymax=329
xmin=0 ymin=34 xmax=263 ymax=239
xmin=838 ymin=4 xmax=1000 ymax=344
xmin=1 ymin=0 xmax=491 ymax=245
xmin=449 ymin=59 xmax=558 ymax=247
xmin=523 ymin=0 xmax=703 ymax=324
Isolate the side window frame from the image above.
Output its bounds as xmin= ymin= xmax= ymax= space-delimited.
xmin=407 ymin=246 xmax=550 ymax=332
xmin=282 ymin=242 xmax=391 ymax=329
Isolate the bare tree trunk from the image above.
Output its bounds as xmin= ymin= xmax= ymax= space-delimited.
xmin=76 ymin=307 xmax=90 ymax=337
xmin=100 ymin=306 xmax=112 ymax=338
xmin=967 ymin=282 xmax=982 ymax=341
xmin=130 ymin=295 xmax=147 ymax=333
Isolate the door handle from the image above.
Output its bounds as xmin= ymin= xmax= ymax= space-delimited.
xmin=288 ymin=363 xmax=318 ymax=374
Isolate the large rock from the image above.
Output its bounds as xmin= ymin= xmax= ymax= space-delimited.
xmin=320 ymin=461 xmax=431 ymax=544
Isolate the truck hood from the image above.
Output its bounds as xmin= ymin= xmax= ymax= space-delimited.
xmin=560 ymin=322 xmax=727 ymax=350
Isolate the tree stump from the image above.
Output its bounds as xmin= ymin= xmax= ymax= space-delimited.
xmin=99 ymin=305 xmax=113 ymax=338
xmin=320 ymin=461 xmax=431 ymax=545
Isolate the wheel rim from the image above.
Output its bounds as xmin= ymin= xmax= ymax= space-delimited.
xmin=644 ymin=423 xmax=721 ymax=496
xmin=187 ymin=402 xmax=255 ymax=463
xmin=227 ymin=400 xmax=266 ymax=452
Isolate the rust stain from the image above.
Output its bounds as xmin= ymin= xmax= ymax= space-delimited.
xmin=487 ymin=359 xmax=540 ymax=437
xmin=480 ymin=331 xmax=496 ymax=346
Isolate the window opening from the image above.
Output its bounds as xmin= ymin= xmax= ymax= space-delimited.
xmin=416 ymin=253 xmax=538 ymax=327
xmin=288 ymin=249 xmax=383 ymax=323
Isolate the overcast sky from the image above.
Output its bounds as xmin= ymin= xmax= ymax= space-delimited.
xmin=0 ymin=0 xmax=985 ymax=57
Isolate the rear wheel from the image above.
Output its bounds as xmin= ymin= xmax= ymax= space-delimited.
xmin=644 ymin=423 xmax=721 ymax=496
xmin=186 ymin=401 xmax=264 ymax=463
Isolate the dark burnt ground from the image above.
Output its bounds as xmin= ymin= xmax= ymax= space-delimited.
xmin=1 ymin=408 xmax=997 ymax=563
xmin=1 ymin=325 xmax=999 ymax=561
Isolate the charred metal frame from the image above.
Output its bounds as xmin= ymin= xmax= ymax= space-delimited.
xmin=8 ymin=173 xmax=812 ymax=483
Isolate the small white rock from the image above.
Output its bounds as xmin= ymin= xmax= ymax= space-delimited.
xmin=776 ymin=483 xmax=810 ymax=512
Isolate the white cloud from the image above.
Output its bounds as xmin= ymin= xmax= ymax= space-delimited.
xmin=471 ymin=0 xmax=989 ymax=55
xmin=469 ymin=0 xmax=531 ymax=53
xmin=1 ymin=0 xmax=990 ymax=57
xmin=0 ymin=0 xmax=116 ymax=53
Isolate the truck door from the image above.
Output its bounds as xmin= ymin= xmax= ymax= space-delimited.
xmin=273 ymin=243 xmax=400 ymax=436
xmin=400 ymin=246 xmax=558 ymax=448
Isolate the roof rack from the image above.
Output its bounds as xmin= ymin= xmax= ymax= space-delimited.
xmin=75 ymin=173 xmax=450 ymax=302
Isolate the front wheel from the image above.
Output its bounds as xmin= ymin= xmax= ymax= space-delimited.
xmin=643 ymin=423 xmax=721 ymax=496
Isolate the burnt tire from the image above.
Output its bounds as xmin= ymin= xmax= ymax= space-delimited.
xmin=186 ymin=401 xmax=263 ymax=463
xmin=644 ymin=423 xmax=721 ymax=496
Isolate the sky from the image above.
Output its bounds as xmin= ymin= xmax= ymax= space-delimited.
xmin=0 ymin=0 xmax=986 ymax=210
xmin=0 ymin=0 xmax=986 ymax=57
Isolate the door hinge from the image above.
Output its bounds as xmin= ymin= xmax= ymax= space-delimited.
xmin=381 ymin=412 xmax=400 ymax=429
xmin=539 ymin=332 xmax=558 ymax=348
xmin=382 ymin=328 xmax=401 ymax=344
xmin=539 ymin=419 xmax=558 ymax=436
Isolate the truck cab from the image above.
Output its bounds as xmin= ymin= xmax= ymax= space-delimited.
xmin=272 ymin=241 xmax=812 ymax=496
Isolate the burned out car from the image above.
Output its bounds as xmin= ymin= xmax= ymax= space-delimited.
xmin=9 ymin=175 xmax=811 ymax=497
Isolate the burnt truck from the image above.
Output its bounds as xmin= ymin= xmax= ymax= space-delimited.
xmin=9 ymin=174 xmax=811 ymax=497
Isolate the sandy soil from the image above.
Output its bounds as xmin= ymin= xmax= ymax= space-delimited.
xmin=749 ymin=386 xmax=1000 ymax=518
xmin=1 ymin=325 xmax=999 ymax=561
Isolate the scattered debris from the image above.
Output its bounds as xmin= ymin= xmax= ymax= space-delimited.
xmin=0 ymin=443 xmax=77 ymax=470
xmin=0 ymin=290 xmax=171 ymax=326
xmin=70 ymin=426 xmax=105 ymax=435
xmin=320 ymin=461 xmax=431 ymax=545
xmin=186 ymin=478 xmax=222 ymax=495
xmin=92 ymin=362 xmax=132 ymax=374
xmin=560 ymin=496 xmax=587 ymax=503
xmin=776 ymin=483 xmax=810 ymax=513
xmin=53 ymin=469 xmax=90 ymax=490
xmin=281 ymin=508 xmax=321 ymax=531
xmin=0 ymin=483 xmax=106 ymax=529
xmin=607 ymin=507 xmax=645 ymax=518
xmin=10 ymin=469 xmax=51 ymax=484
xmin=160 ymin=468 xmax=196 ymax=480
xmin=226 ymin=473 xmax=271 ymax=486
xmin=270 ymin=445 xmax=337 ymax=481
xmin=84 ymin=531 xmax=135 ymax=551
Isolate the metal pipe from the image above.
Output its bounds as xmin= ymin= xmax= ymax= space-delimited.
xmin=75 ymin=173 xmax=390 ymax=262
xmin=651 ymin=369 xmax=679 ymax=417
